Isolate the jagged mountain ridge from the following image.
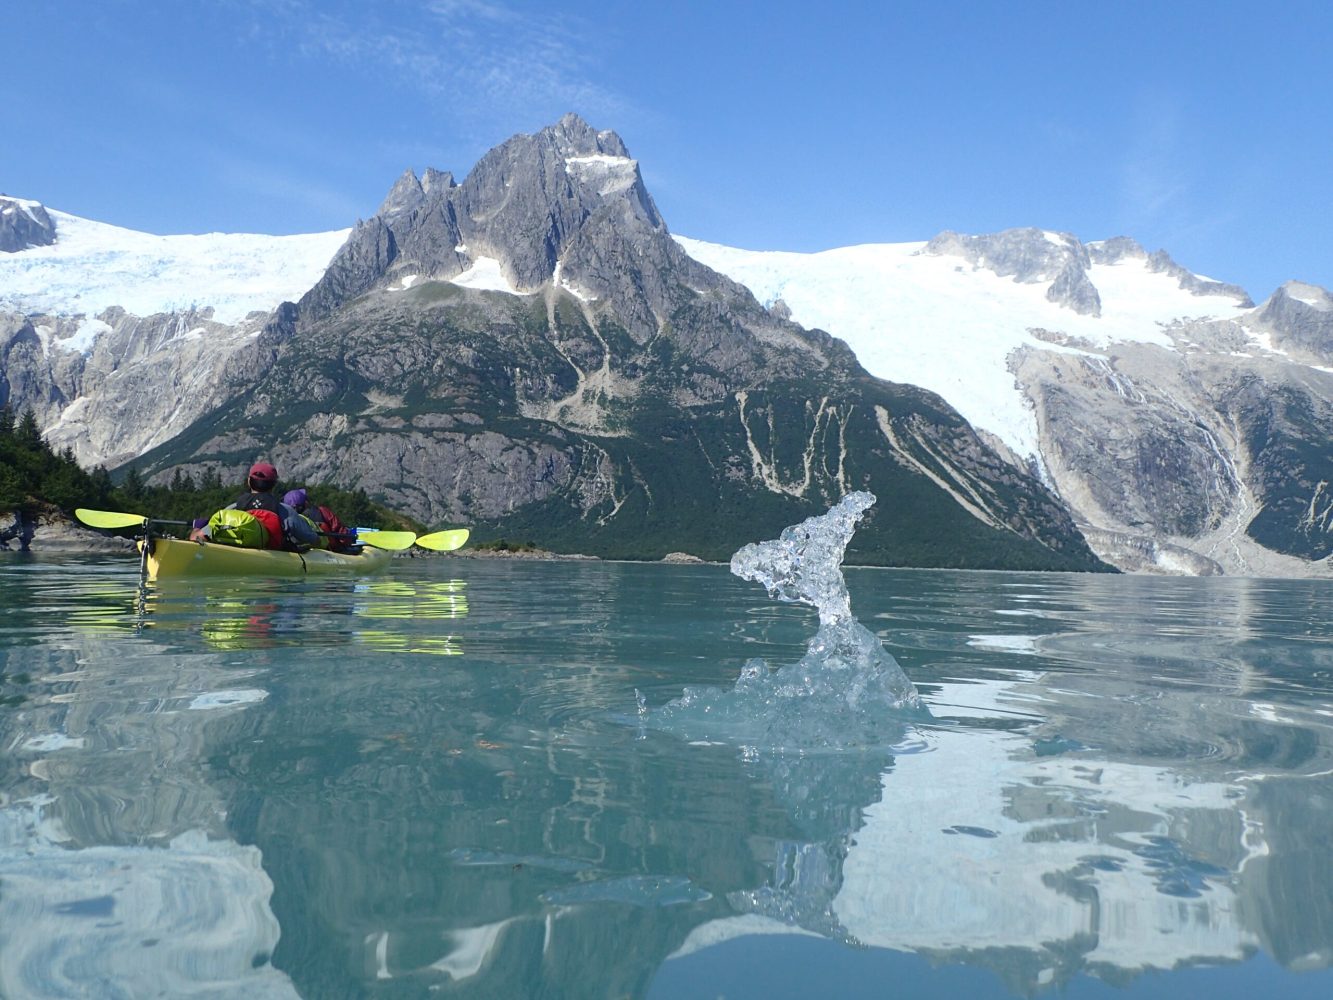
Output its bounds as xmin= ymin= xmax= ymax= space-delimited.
xmin=77 ymin=116 xmax=1102 ymax=569
xmin=5 ymin=114 xmax=1326 ymax=571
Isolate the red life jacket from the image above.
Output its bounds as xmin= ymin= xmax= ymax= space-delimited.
xmin=233 ymin=491 xmax=286 ymax=550
xmin=315 ymin=505 xmax=354 ymax=551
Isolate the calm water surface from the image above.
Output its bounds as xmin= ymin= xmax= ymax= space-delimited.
xmin=1 ymin=555 xmax=1331 ymax=998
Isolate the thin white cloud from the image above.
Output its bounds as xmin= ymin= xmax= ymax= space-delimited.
xmin=214 ymin=155 xmax=367 ymax=227
xmin=248 ymin=0 xmax=632 ymax=129
xmin=1117 ymin=96 xmax=1190 ymax=237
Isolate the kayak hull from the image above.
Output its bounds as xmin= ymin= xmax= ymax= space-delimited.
xmin=140 ymin=537 xmax=393 ymax=581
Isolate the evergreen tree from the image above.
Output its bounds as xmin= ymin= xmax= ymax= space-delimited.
xmin=89 ymin=466 xmax=114 ymax=506
xmin=0 ymin=464 xmax=22 ymax=509
xmin=169 ymin=467 xmax=197 ymax=493
xmin=15 ymin=409 xmax=42 ymax=451
xmin=121 ymin=465 xmax=147 ymax=503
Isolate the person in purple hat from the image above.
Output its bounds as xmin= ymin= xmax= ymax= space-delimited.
xmin=283 ymin=487 xmax=354 ymax=552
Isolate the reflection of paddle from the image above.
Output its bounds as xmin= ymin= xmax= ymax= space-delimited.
xmin=415 ymin=528 xmax=470 ymax=552
xmin=77 ymin=508 xmax=417 ymax=551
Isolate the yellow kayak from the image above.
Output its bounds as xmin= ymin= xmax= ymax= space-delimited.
xmin=139 ymin=537 xmax=393 ymax=581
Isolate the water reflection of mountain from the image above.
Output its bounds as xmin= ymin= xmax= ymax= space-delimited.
xmin=2 ymin=562 xmax=1332 ymax=996
xmin=0 ymin=635 xmax=301 ymax=998
xmin=223 ymin=655 xmax=1331 ymax=995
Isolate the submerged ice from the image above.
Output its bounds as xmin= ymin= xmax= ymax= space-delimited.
xmin=650 ymin=492 xmax=922 ymax=751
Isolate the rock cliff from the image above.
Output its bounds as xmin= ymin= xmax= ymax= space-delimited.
xmin=123 ymin=117 xmax=1103 ymax=569
xmin=0 ymin=197 xmax=56 ymax=252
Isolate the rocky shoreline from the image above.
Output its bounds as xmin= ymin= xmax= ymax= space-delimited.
xmin=2 ymin=516 xmax=136 ymax=555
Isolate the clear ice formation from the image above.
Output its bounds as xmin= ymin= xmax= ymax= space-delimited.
xmin=651 ymin=492 xmax=922 ymax=751
xmin=729 ymin=490 xmax=875 ymax=627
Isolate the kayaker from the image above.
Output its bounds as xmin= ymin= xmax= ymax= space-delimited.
xmin=232 ymin=462 xmax=287 ymax=548
xmin=283 ymin=488 xmax=356 ymax=553
xmin=190 ymin=462 xmax=319 ymax=550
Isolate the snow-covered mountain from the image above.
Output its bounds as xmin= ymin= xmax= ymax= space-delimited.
xmin=673 ymin=233 xmax=1257 ymax=462
xmin=0 ymin=206 xmax=347 ymax=325
xmin=677 ymin=231 xmax=1333 ymax=576
xmin=3 ymin=172 xmax=1332 ymax=574
xmin=0 ymin=198 xmax=347 ymax=468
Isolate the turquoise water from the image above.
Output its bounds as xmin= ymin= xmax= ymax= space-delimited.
xmin=1 ymin=555 xmax=1332 ymax=998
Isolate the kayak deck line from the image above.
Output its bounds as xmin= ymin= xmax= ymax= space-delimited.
xmin=138 ymin=537 xmax=394 ymax=582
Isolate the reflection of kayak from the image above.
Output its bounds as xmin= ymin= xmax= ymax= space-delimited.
xmin=138 ymin=537 xmax=393 ymax=581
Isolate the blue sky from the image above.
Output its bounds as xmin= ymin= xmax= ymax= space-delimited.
xmin=5 ymin=0 xmax=1329 ymax=297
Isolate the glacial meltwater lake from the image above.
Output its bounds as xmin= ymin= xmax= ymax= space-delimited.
xmin=2 ymin=553 xmax=1332 ymax=999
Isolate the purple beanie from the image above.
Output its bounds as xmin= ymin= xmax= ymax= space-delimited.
xmin=283 ymin=488 xmax=308 ymax=508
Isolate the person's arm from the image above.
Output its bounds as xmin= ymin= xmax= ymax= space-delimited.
xmin=281 ymin=505 xmax=320 ymax=547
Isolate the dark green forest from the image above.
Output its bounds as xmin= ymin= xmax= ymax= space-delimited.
xmin=0 ymin=404 xmax=400 ymax=534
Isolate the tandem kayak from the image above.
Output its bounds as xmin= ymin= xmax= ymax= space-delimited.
xmin=138 ymin=537 xmax=393 ymax=581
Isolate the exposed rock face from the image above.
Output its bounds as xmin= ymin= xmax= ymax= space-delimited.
xmin=1251 ymin=283 xmax=1333 ymax=364
xmin=924 ymin=228 xmax=1103 ymax=315
xmin=1013 ymin=320 xmax=1333 ymax=574
xmin=0 ymin=197 xmax=56 ymax=252
xmin=299 ymin=114 xmax=786 ymax=373
xmin=125 ymin=117 xmax=1105 ymax=570
xmin=0 ymin=306 xmax=276 ymax=469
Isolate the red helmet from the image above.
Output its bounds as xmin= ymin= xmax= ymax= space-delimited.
xmin=247 ymin=461 xmax=278 ymax=490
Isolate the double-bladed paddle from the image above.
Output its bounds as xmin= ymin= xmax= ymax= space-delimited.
xmin=75 ymin=508 xmax=189 ymax=530
xmin=75 ymin=508 xmax=418 ymax=551
xmin=414 ymin=528 xmax=470 ymax=552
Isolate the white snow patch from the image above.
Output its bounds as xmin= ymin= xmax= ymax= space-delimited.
xmin=552 ymin=258 xmax=593 ymax=302
xmin=1285 ymin=281 xmax=1331 ymax=309
xmin=1241 ymin=323 xmax=1297 ymax=360
xmin=565 ymin=155 xmax=638 ymax=195
xmin=58 ymin=317 xmax=112 ymax=354
xmin=675 ymin=236 xmax=1252 ymax=460
xmin=450 ymin=256 xmax=519 ymax=294
xmin=565 ymin=154 xmax=634 ymax=170
xmin=0 ymin=208 xmax=348 ymax=325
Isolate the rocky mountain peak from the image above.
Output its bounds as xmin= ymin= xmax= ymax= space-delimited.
xmin=1087 ymin=236 xmax=1148 ymax=264
xmin=1090 ymin=237 xmax=1253 ymax=306
xmin=377 ymin=169 xmax=426 ymax=216
xmin=301 ymin=116 xmax=703 ymax=344
xmin=924 ymin=227 xmax=1101 ymax=316
xmin=0 ymin=197 xmax=57 ymax=252
xmin=420 ymin=168 xmax=455 ymax=194
xmin=1254 ymin=281 xmax=1333 ymax=363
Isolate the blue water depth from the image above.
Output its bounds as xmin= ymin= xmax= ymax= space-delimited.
xmin=1 ymin=555 xmax=1332 ymax=998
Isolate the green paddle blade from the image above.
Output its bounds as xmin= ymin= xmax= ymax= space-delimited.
xmin=414 ymin=528 xmax=470 ymax=552
xmin=354 ymin=529 xmax=417 ymax=551
xmin=76 ymin=508 xmax=148 ymax=530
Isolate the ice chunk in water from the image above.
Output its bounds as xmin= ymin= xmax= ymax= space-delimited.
xmin=730 ymin=491 xmax=874 ymax=626
xmin=651 ymin=493 xmax=921 ymax=751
